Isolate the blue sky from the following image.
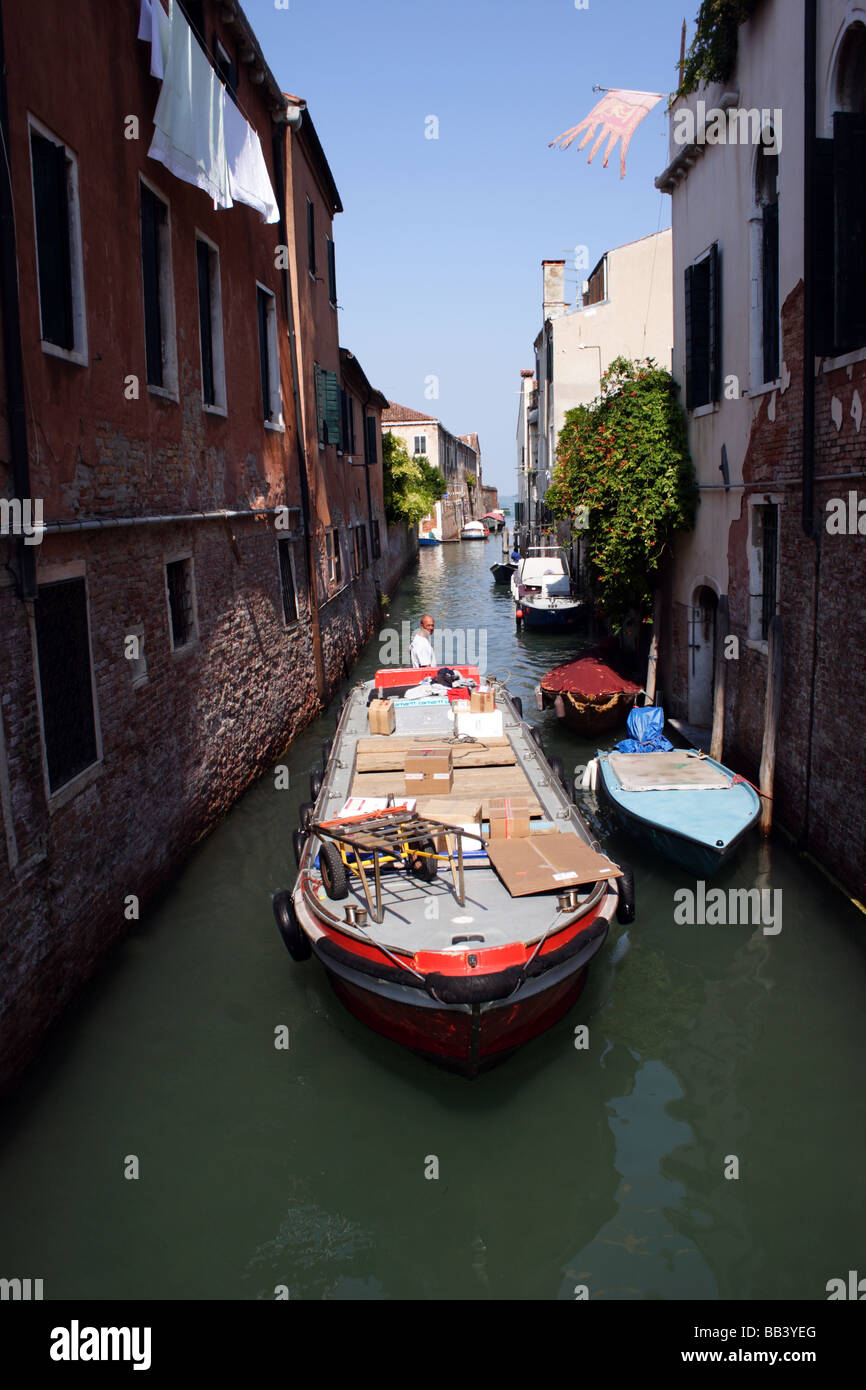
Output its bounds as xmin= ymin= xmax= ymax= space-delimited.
xmin=244 ymin=0 xmax=691 ymax=493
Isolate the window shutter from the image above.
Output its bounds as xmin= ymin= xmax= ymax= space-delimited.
xmin=324 ymin=370 xmax=341 ymax=446
xmin=32 ymin=132 xmax=74 ymax=349
xmin=833 ymin=112 xmax=866 ymax=353
xmin=708 ymin=243 xmax=721 ymax=403
xmin=140 ymin=184 xmax=165 ymax=386
xmin=684 ymin=264 xmax=694 ymax=409
xmin=257 ymin=288 xmax=271 ymax=420
xmin=306 ymin=199 xmax=316 ymax=275
xmin=761 ymin=203 xmax=779 ymax=382
xmin=365 ymin=414 xmax=377 ymax=464
xmin=327 ymin=239 xmax=337 ymax=304
xmin=197 ymin=241 xmax=215 ymax=405
xmin=813 ymin=138 xmax=836 ymax=356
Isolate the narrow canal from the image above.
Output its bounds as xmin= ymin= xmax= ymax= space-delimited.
xmin=2 ymin=539 xmax=864 ymax=1301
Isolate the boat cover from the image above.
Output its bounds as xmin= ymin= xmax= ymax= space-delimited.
xmin=608 ymin=751 xmax=731 ymax=791
xmin=541 ymin=648 xmax=641 ymax=697
xmin=615 ymin=706 xmax=673 ymax=753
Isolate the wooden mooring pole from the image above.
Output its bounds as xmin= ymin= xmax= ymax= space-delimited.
xmin=644 ymin=590 xmax=662 ymax=705
xmin=758 ymin=615 xmax=783 ymax=836
xmin=710 ymin=594 xmax=728 ymax=762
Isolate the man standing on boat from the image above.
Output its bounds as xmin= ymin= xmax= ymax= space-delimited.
xmin=410 ymin=615 xmax=436 ymax=667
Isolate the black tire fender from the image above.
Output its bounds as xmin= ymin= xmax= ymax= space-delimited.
xmin=298 ymin=800 xmax=315 ymax=831
xmin=549 ymin=754 xmax=566 ymax=788
xmin=293 ymin=827 xmax=307 ymax=868
xmin=273 ymin=890 xmax=311 ymax=961
xmin=512 ymin=695 xmax=523 ymax=718
xmin=309 ymin=767 xmax=323 ymax=801
xmin=319 ymin=840 xmax=348 ymax=900
xmin=616 ymin=864 xmax=636 ymax=925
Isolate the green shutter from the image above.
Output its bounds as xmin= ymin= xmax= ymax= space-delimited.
xmin=325 ymin=369 xmax=341 ymax=447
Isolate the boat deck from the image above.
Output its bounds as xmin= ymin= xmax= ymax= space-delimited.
xmin=599 ymin=751 xmax=760 ymax=850
xmin=302 ymin=680 xmax=614 ymax=953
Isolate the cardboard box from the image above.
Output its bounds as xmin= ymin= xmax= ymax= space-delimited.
xmin=486 ymin=832 xmax=622 ymax=897
xmin=455 ymin=708 xmax=504 ymax=738
xmin=486 ymin=795 xmax=530 ymax=839
xmin=368 ymin=698 xmax=396 ymax=735
xmin=404 ymin=747 xmax=453 ymax=798
xmin=470 ymin=687 xmax=495 ymax=713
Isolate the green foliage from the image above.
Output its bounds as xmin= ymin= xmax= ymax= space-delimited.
xmin=675 ymin=0 xmax=762 ymax=99
xmin=382 ymin=431 xmax=446 ymax=527
xmin=545 ymin=357 xmax=697 ymax=622
xmin=465 ymin=472 xmax=476 ymax=489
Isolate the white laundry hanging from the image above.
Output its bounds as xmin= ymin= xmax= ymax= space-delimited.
xmin=139 ymin=0 xmax=280 ymax=223
xmin=147 ymin=0 xmax=231 ymax=209
xmin=223 ymin=95 xmax=279 ymax=224
xmin=137 ymin=0 xmax=170 ymax=81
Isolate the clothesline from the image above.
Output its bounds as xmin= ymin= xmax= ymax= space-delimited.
xmin=137 ymin=0 xmax=279 ymax=224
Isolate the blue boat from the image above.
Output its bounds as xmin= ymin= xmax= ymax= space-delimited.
xmin=595 ymin=710 xmax=760 ymax=877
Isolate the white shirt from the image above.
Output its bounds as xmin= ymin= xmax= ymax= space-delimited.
xmin=410 ymin=629 xmax=436 ymax=668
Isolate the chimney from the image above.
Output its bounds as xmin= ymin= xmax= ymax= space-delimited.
xmin=542 ymin=260 xmax=567 ymax=320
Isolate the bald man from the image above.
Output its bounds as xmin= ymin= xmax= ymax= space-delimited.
xmin=410 ymin=614 xmax=436 ymax=668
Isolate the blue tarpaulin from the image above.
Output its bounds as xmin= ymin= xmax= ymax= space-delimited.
xmin=615 ymin=706 xmax=673 ymax=754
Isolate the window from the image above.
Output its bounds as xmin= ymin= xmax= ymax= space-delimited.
xmin=165 ymin=557 xmax=197 ymax=650
xmin=278 ymin=540 xmax=298 ymax=623
xmin=178 ymin=0 xmax=205 ymax=45
xmin=364 ymin=414 xmax=378 ymax=465
xmin=340 ymin=389 xmax=356 ymax=454
xmin=327 ymin=238 xmax=337 ymax=305
xmin=371 ymin=519 xmax=381 ymax=560
xmin=414 ymin=435 xmax=427 ymax=454
xmin=306 ymin=198 xmax=316 ymax=276
xmin=315 ymin=364 xmax=341 ymax=446
xmin=29 ymin=122 xmax=86 ymax=362
xmin=256 ymin=284 xmax=282 ymax=426
xmin=34 ymin=577 xmax=99 ymax=793
xmin=326 ymin=529 xmax=342 ymax=586
xmin=814 ymin=25 xmax=866 ymax=355
xmin=213 ymin=37 xmax=238 ymax=101
xmin=684 ymin=243 xmax=721 ymax=409
xmin=140 ymin=180 xmax=177 ymax=394
xmin=759 ymin=152 xmax=780 ymax=383
xmin=196 ymin=236 xmax=226 ymax=411
xmin=353 ymin=525 xmax=369 ymax=576
xmin=747 ymin=500 xmax=780 ymax=643
xmin=584 ymin=254 xmax=607 ymax=306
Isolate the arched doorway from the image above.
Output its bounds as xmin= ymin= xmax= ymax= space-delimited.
xmin=688 ymin=585 xmax=718 ymax=728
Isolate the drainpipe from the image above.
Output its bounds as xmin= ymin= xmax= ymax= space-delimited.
xmin=0 ymin=0 xmax=36 ymax=600
xmin=273 ymin=114 xmax=326 ymax=704
xmin=801 ymin=0 xmax=820 ymax=844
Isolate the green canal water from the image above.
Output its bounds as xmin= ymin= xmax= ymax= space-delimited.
xmin=1 ymin=540 xmax=864 ymax=1300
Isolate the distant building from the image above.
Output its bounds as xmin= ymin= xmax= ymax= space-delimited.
xmin=382 ymin=404 xmax=481 ymax=540
xmin=518 ymin=232 xmax=673 ymax=529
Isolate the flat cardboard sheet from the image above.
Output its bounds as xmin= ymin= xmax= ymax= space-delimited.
xmin=487 ymin=832 xmax=622 ymax=897
xmin=608 ymin=751 xmax=730 ymax=791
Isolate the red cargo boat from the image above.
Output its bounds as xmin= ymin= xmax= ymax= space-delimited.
xmin=272 ymin=668 xmax=629 ymax=1076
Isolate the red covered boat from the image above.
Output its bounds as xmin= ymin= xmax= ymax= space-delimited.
xmin=540 ymin=644 xmax=643 ymax=738
xmin=272 ymin=667 xmax=629 ymax=1076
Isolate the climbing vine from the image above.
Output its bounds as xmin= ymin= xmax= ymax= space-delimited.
xmin=383 ymin=431 xmax=445 ymax=527
xmin=675 ymin=0 xmax=763 ymax=99
xmin=545 ymin=357 xmax=698 ymax=623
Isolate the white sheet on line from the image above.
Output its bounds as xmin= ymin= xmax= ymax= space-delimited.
xmin=148 ymin=0 xmax=231 ymax=208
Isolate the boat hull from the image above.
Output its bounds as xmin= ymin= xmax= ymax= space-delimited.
xmin=597 ymin=757 xmax=760 ymax=877
xmin=314 ymin=921 xmax=608 ymax=1077
xmin=544 ymin=687 xmax=640 ymax=736
xmin=418 ymin=536 xmax=441 ymax=547
xmin=490 ymin=562 xmax=517 ymax=584
xmin=518 ymin=602 xmax=584 ymax=630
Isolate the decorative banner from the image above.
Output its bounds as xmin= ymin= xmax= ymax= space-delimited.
xmin=550 ymin=89 xmax=663 ymax=178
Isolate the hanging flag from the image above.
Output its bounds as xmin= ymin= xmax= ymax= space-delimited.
xmin=550 ymin=89 xmax=663 ymax=178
